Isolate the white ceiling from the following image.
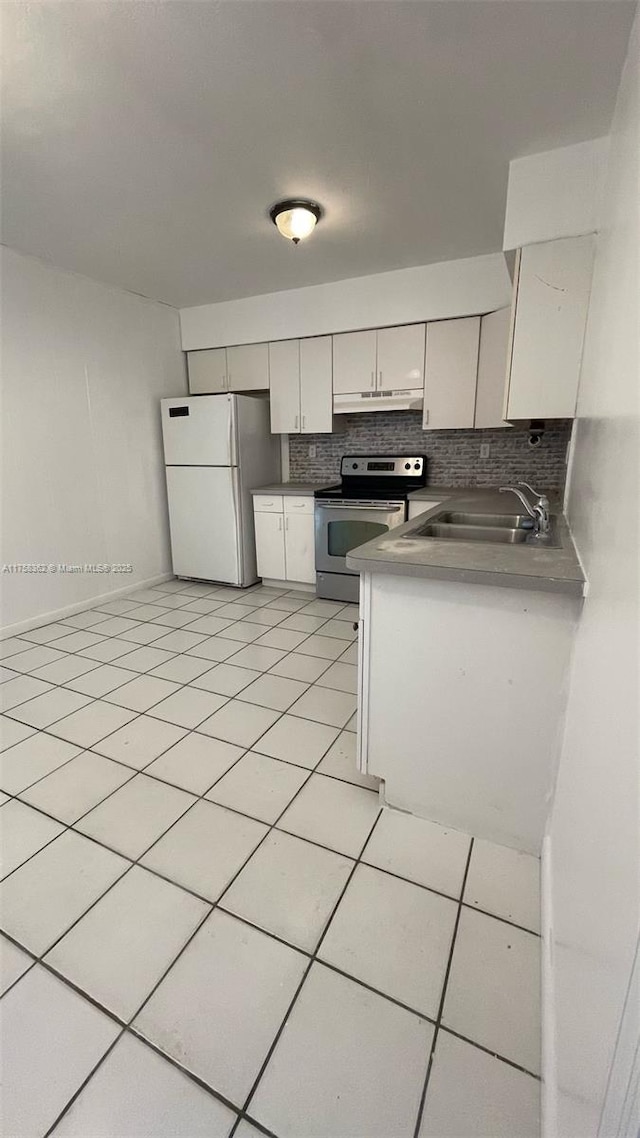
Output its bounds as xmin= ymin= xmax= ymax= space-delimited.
xmin=1 ymin=1 xmax=634 ymax=308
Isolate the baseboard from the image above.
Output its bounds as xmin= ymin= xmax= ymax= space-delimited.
xmin=541 ymin=832 xmax=558 ymax=1138
xmin=1 ymin=571 xmax=174 ymax=639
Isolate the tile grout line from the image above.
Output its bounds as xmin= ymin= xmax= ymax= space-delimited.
xmin=29 ymin=686 xmax=362 ymax=1138
xmin=1 ymin=734 xmax=539 ymax=945
xmin=233 ymin=806 xmax=384 ymax=1133
xmin=1 ymin=598 xmax=356 ymax=734
xmin=412 ymin=836 xmax=475 ymax=1138
xmin=4 ymin=652 xmax=363 ymax=1136
xmin=1 ymin=684 xmax=343 ymax=975
xmin=0 ymin=692 xmax=363 ymax=890
xmin=2 ymin=621 xmax=356 ymax=792
xmin=2 ymin=584 xmax=539 ymax=1134
xmin=41 ymin=1031 xmax=128 ymax=1138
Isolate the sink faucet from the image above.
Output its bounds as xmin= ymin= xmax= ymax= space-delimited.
xmin=499 ymin=482 xmax=551 ymax=538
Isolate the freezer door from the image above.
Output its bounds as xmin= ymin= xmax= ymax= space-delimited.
xmin=161 ymin=395 xmax=237 ymax=466
xmin=165 ymin=466 xmax=241 ymax=584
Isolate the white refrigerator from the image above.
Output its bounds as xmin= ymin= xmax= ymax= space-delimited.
xmin=161 ymin=394 xmax=280 ymax=586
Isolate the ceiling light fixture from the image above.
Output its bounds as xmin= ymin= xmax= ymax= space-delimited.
xmin=269 ymin=198 xmax=323 ymax=244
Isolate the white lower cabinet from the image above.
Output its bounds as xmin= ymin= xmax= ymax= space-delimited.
xmin=253 ymin=510 xmax=286 ymax=580
xmin=283 ymin=510 xmax=315 ymax=584
xmin=253 ymin=495 xmax=315 ymax=585
xmin=358 ymin=569 xmax=582 ymax=853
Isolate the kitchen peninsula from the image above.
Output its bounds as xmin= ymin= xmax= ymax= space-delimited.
xmin=348 ymin=489 xmax=585 ymax=854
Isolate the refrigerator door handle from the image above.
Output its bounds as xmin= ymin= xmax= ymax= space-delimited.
xmin=230 ymin=468 xmax=244 ymax=583
xmin=228 ymin=395 xmax=238 ymax=467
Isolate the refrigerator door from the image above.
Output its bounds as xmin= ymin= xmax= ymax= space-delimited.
xmin=161 ymin=395 xmax=237 ymax=467
xmin=165 ymin=466 xmax=242 ymax=584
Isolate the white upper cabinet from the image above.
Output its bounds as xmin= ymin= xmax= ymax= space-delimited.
xmin=504 ymin=235 xmax=595 ymax=420
xmin=376 ymin=324 xmax=425 ymax=389
xmin=333 ymin=325 xmax=424 ymax=396
xmin=474 ymin=307 xmax=511 ymax=429
xmin=187 ymin=343 xmax=269 ymax=393
xmin=269 ymin=340 xmax=300 ymax=433
xmin=300 ymin=336 xmax=333 ymax=433
xmin=187 ymin=348 xmax=227 ymax=394
xmin=423 ymin=317 xmax=481 ymax=430
xmin=226 ymin=342 xmax=270 ymax=391
xmin=332 ymin=330 xmax=377 ymax=394
xmin=269 ymin=335 xmax=334 ymax=434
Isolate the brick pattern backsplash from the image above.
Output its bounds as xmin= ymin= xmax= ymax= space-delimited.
xmin=288 ymin=412 xmax=572 ymax=490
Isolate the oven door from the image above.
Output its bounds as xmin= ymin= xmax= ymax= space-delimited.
xmin=314 ymin=500 xmax=406 ymax=575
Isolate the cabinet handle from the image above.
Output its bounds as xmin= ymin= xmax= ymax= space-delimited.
xmin=424 ymin=408 xmax=430 ymax=425
xmin=278 ymin=517 xmax=282 ymax=531
xmin=294 ymin=414 xmax=299 ymax=430
xmin=285 ymin=517 xmax=289 ymax=531
xmin=378 ymin=370 xmax=383 ymax=386
xmin=370 ymin=371 xmax=375 ymax=388
xmin=302 ymin=415 xmax=306 ymax=430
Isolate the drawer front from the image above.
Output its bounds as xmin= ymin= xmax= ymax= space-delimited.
xmin=253 ymin=495 xmax=283 ymax=514
xmin=284 ymin=496 xmax=314 ymax=516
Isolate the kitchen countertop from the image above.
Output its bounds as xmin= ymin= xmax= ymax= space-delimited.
xmin=347 ymin=488 xmax=585 ymax=596
xmin=250 ymin=482 xmax=336 ymax=497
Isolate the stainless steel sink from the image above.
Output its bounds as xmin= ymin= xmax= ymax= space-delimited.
xmin=436 ymin=511 xmax=533 ymax=529
xmin=407 ymin=511 xmax=559 ymax=547
xmin=416 ymin=523 xmax=531 ymax=544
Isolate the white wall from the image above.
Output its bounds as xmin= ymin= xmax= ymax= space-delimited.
xmin=544 ymin=13 xmax=639 ymax=1137
xmin=179 ymin=252 xmax=511 ymax=349
xmin=1 ymin=248 xmax=187 ymax=632
xmin=503 ymin=137 xmax=609 ymax=250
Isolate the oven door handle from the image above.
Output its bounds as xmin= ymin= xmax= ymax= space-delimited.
xmin=315 ymin=502 xmax=404 ymax=512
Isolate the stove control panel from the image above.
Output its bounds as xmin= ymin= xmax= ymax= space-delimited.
xmin=340 ymin=455 xmax=425 ymax=478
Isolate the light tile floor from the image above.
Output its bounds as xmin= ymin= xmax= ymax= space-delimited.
xmin=1 ymin=579 xmax=542 ymax=1138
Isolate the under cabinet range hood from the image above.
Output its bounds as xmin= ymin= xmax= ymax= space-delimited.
xmin=333 ymin=389 xmax=424 ymax=414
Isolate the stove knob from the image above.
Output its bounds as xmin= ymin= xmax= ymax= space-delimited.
xmin=352 ymin=462 xmax=358 ymax=470
xmin=414 ymin=462 xmax=421 ymax=470
xmin=404 ymin=462 xmax=411 ymax=470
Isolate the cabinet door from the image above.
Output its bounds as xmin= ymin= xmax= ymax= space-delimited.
xmin=423 ymin=317 xmax=480 ymax=430
xmin=269 ymin=340 xmax=300 ymax=433
xmin=300 ymin=336 xmax=333 ymax=432
xmin=332 ymin=330 xmax=377 ymax=395
xmin=187 ymin=348 xmax=227 ymax=394
xmin=505 ymin=235 xmax=595 ymax=420
xmin=284 ymin=511 xmax=316 ymax=584
xmin=227 ymin=343 xmax=270 ymax=391
xmin=376 ymin=324 xmax=425 ymax=390
xmin=474 ymin=308 xmax=511 ymax=429
xmin=254 ymin=510 xmax=286 ymax=580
